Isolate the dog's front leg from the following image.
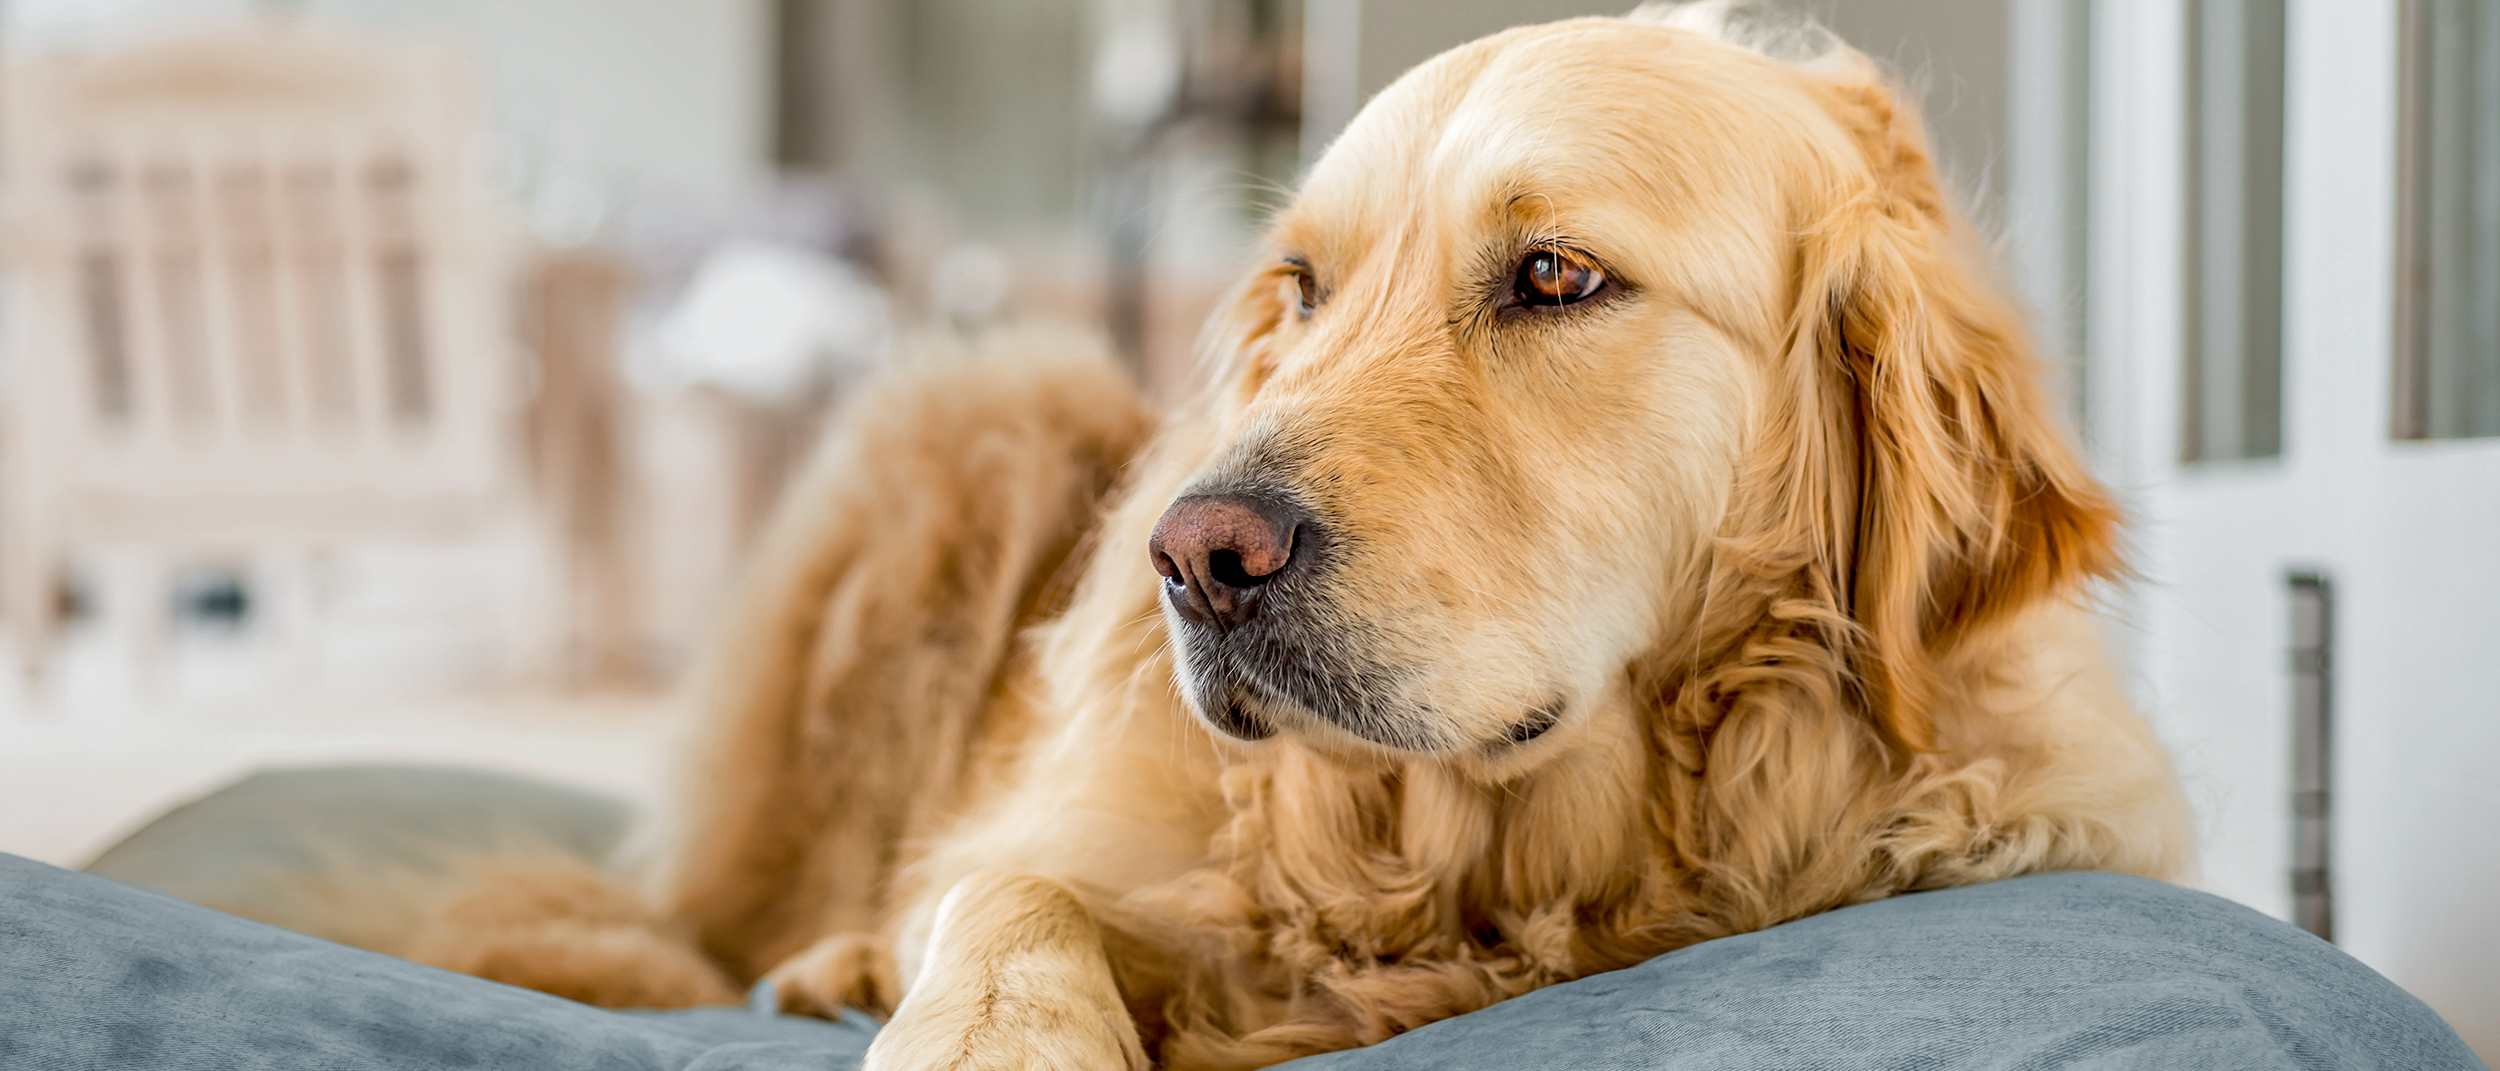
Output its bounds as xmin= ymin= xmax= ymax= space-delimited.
xmin=864 ymin=872 xmax=1146 ymax=1071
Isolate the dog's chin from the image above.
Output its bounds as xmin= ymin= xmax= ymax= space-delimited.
xmin=1169 ymin=616 xmax=1563 ymax=753
xmin=1183 ymin=677 xmax=1567 ymax=756
xmin=1196 ymin=687 xmax=1279 ymax=741
xmin=1168 ymin=615 xmax=1443 ymax=750
xmin=1182 ymin=679 xmax=1435 ymax=751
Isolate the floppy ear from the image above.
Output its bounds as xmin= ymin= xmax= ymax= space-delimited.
xmin=1185 ymin=262 xmax=1296 ymax=408
xmin=1791 ymin=76 xmax=2123 ymax=752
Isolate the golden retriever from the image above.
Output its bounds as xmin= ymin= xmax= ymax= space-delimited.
xmin=403 ymin=5 xmax=2192 ymax=1068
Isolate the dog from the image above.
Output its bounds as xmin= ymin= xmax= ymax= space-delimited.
xmin=402 ymin=6 xmax=2193 ymax=1068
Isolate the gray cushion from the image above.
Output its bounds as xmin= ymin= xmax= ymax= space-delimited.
xmin=2 ymin=851 xmax=2482 ymax=1070
xmin=2 ymin=852 xmax=876 ymax=1070
xmin=24 ymin=761 xmax=2489 ymax=1070
xmin=1275 ymin=871 xmax=2486 ymax=1071
xmin=83 ymin=764 xmax=633 ymax=925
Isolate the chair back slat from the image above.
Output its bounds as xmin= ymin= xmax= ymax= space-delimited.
xmin=284 ymin=153 xmax=361 ymax=431
xmin=367 ymin=153 xmax=434 ymax=427
xmin=68 ymin=151 xmax=137 ymax=424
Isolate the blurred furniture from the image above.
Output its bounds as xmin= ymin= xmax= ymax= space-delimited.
xmin=0 ymin=27 xmax=526 ymax=681
xmin=521 ymin=252 xmax=640 ymax=686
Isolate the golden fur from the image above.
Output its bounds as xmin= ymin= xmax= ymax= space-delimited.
xmin=401 ymin=9 xmax=2191 ymax=1069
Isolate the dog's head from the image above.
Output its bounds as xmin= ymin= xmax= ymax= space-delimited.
xmin=1150 ymin=6 xmax=2117 ymax=765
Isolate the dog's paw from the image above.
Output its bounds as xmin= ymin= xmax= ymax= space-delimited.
xmin=859 ymin=873 xmax=1146 ymax=1071
xmin=860 ymin=978 xmax=1145 ymax=1071
xmin=763 ymin=932 xmax=899 ymax=1019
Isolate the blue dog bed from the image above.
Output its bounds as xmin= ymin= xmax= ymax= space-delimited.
xmin=4 ymin=767 xmax=2482 ymax=1070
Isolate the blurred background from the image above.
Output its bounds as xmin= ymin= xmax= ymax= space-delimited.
xmin=0 ymin=0 xmax=2487 ymax=1057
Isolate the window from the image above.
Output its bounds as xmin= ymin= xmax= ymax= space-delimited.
xmin=2182 ymin=0 xmax=2287 ymax=462
xmin=2396 ymin=0 xmax=2500 ymax=440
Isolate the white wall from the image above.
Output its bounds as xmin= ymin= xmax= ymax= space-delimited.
xmin=321 ymin=0 xmax=772 ymax=209
xmin=2 ymin=0 xmax=775 ymax=215
xmin=2093 ymin=0 xmax=2500 ymax=1057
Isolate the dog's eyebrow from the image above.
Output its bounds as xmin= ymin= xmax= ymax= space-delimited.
xmin=1497 ymin=189 xmax=1584 ymax=242
xmin=1500 ymin=186 xmax=1567 ymax=214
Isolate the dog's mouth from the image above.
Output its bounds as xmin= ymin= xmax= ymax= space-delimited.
xmin=1502 ymin=702 xmax=1564 ymax=744
xmin=1204 ymin=687 xmax=1279 ymax=741
xmin=1182 ymin=637 xmax=1567 ymax=754
xmin=1194 ymin=656 xmax=1449 ymax=751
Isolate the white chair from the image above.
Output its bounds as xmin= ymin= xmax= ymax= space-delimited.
xmin=0 ymin=27 xmax=536 ymax=688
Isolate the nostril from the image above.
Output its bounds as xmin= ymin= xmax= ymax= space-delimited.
xmin=1207 ymin=549 xmax=1268 ymax=589
xmin=1151 ymin=549 xmax=1181 ymax=580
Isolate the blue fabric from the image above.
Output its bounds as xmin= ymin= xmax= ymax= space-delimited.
xmin=0 ymin=853 xmax=2479 ymax=1070
xmin=1276 ymin=872 xmax=2485 ymax=1071
xmin=0 ymin=854 xmax=876 ymax=1070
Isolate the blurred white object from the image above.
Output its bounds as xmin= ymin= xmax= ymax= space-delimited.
xmin=1091 ymin=9 xmax=1182 ymax=129
xmin=647 ymin=239 xmax=888 ymax=403
xmin=929 ymin=240 xmax=1011 ymax=329
xmin=0 ymin=27 xmax=552 ymax=697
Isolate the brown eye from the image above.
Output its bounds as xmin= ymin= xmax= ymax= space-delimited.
xmin=1275 ymin=264 xmax=1317 ymax=320
xmin=1512 ymin=248 xmax=1603 ymax=307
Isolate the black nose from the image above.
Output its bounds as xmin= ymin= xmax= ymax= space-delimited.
xmin=1148 ymin=492 xmax=1303 ymax=632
